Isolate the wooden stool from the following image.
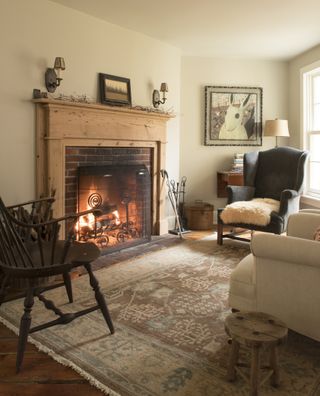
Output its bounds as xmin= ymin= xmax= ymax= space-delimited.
xmin=225 ymin=311 xmax=288 ymax=396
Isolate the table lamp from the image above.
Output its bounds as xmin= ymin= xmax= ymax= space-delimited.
xmin=264 ymin=119 xmax=290 ymax=147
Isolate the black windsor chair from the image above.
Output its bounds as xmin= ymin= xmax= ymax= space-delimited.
xmin=0 ymin=197 xmax=114 ymax=372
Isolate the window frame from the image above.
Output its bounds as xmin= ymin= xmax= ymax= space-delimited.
xmin=302 ymin=63 xmax=320 ymax=198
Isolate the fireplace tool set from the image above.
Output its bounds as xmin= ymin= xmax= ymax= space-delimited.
xmin=160 ymin=169 xmax=189 ymax=238
xmin=78 ymin=192 xmax=138 ymax=248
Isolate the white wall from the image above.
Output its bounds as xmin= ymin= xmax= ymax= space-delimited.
xmin=0 ymin=0 xmax=181 ymax=205
xmin=289 ymin=44 xmax=320 ymax=148
xmin=180 ymin=56 xmax=289 ymax=210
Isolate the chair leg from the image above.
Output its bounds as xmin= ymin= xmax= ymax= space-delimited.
xmin=63 ymin=272 xmax=73 ymax=303
xmin=84 ymin=263 xmax=114 ymax=334
xmin=217 ymin=209 xmax=224 ymax=245
xmin=0 ymin=275 xmax=9 ymax=306
xmin=16 ymin=287 xmax=34 ymax=373
xmin=217 ymin=223 xmax=223 ymax=245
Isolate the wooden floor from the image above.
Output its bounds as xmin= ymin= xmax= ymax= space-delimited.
xmin=0 ymin=230 xmax=213 ymax=396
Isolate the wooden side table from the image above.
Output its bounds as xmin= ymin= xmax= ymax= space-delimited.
xmin=225 ymin=311 xmax=288 ymax=396
xmin=217 ymin=171 xmax=243 ymax=198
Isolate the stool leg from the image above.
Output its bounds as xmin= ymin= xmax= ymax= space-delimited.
xmin=250 ymin=346 xmax=260 ymax=396
xmin=269 ymin=346 xmax=280 ymax=387
xmin=227 ymin=339 xmax=240 ymax=382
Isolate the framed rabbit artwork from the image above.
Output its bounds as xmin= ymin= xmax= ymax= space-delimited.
xmin=204 ymin=86 xmax=263 ymax=146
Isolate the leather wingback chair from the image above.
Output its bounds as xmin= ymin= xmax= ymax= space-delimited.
xmin=217 ymin=146 xmax=308 ymax=244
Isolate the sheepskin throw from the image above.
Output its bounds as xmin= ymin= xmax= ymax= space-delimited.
xmin=314 ymin=227 xmax=320 ymax=241
xmin=221 ymin=198 xmax=280 ymax=226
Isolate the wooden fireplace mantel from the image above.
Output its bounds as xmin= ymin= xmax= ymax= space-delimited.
xmin=34 ymin=99 xmax=174 ymax=235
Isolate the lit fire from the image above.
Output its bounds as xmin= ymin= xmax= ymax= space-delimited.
xmin=76 ymin=208 xmax=121 ymax=234
xmin=76 ymin=212 xmax=95 ymax=231
xmin=112 ymin=210 xmax=121 ymax=225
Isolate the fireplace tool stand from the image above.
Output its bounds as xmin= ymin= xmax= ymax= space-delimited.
xmin=160 ymin=170 xmax=190 ymax=238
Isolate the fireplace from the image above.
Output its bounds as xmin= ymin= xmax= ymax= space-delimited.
xmin=76 ymin=164 xmax=151 ymax=253
xmin=34 ymin=99 xmax=173 ymax=242
xmin=64 ymin=145 xmax=153 ymax=253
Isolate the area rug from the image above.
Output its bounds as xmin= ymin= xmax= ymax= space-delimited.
xmin=0 ymin=237 xmax=320 ymax=396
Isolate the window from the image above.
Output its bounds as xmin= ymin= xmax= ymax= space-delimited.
xmin=303 ymin=66 xmax=320 ymax=197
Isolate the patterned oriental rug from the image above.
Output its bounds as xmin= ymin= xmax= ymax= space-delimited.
xmin=1 ymin=237 xmax=320 ymax=396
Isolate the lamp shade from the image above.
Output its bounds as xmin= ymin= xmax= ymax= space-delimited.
xmin=264 ymin=119 xmax=290 ymax=137
xmin=160 ymin=82 xmax=168 ymax=92
xmin=54 ymin=57 xmax=65 ymax=70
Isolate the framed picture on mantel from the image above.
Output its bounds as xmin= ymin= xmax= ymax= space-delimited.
xmin=99 ymin=73 xmax=132 ymax=107
xmin=204 ymin=86 xmax=263 ymax=146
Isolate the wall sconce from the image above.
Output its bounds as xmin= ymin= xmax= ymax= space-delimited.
xmin=152 ymin=82 xmax=168 ymax=108
xmin=45 ymin=57 xmax=66 ymax=93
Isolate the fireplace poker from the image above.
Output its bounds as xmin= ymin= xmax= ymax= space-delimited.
xmin=170 ymin=179 xmax=177 ymax=202
xmin=170 ymin=178 xmax=180 ymax=230
xmin=181 ymin=176 xmax=187 ymax=200
xmin=160 ymin=169 xmax=183 ymax=238
xmin=180 ymin=176 xmax=187 ymax=218
xmin=176 ymin=182 xmax=180 ymax=205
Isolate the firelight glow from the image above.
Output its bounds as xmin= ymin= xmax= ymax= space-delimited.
xmin=112 ymin=210 xmax=121 ymax=225
xmin=76 ymin=212 xmax=95 ymax=232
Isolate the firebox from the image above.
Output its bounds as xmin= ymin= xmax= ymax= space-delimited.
xmin=77 ymin=164 xmax=151 ymax=253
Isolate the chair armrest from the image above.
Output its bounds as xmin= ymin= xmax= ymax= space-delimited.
xmin=7 ymin=196 xmax=56 ymax=226
xmin=7 ymin=208 xmax=102 ymax=229
xmin=280 ymin=189 xmax=299 ymax=200
xmin=278 ymin=189 xmax=300 ymax=217
xmin=287 ymin=211 xmax=320 ymax=240
xmin=6 ymin=207 xmax=102 ymax=262
xmin=6 ymin=196 xmax=55 ymax=210
xmin=251 ymin=233 xmax=320 ymax=268
xmin=226 ymin=185 xmax=255 ymax=203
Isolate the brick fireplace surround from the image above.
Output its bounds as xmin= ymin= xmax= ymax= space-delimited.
xmin=34 ymin=99 xmax=173 ymax=235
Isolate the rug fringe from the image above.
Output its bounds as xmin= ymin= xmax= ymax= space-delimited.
xmin=0 ymin=316 xmax=121 ymax=396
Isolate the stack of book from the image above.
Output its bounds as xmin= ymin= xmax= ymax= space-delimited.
xmin=231 ymin=153 xmax=244 ymax=173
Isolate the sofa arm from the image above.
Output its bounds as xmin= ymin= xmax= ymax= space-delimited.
xmin=299 ymin=209 xmax=320 ymax=214
xmin=226 ymin=185 xmax=255 ymax=204
xmin=287 ymin=211 xmax=320 ymax=240
xmin=251 ymin=233 xmax=320 ymax=268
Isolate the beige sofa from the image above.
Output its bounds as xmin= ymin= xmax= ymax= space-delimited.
xmin=229 ymin=210 xmax=320 ymax=341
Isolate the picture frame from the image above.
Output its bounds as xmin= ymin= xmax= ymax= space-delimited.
xmin=99 ymin=73 xmax=132 ymax=106
xmin=204 ymin=86 xmax=263 ymax=146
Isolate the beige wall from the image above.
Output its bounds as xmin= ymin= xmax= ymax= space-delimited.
xmin=289 ymin=44 xmax=320 ymax=148
xmin=2 ymin=0 xmax=315 ymax=220
xmin=0 ymin=0 xmax=181 ymax=205
xmin=180 ymin=56 xmax=289 ymax=210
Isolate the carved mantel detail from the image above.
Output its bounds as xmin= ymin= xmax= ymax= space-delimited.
xmin=34 ymin=99 xmax=173 ymax=235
